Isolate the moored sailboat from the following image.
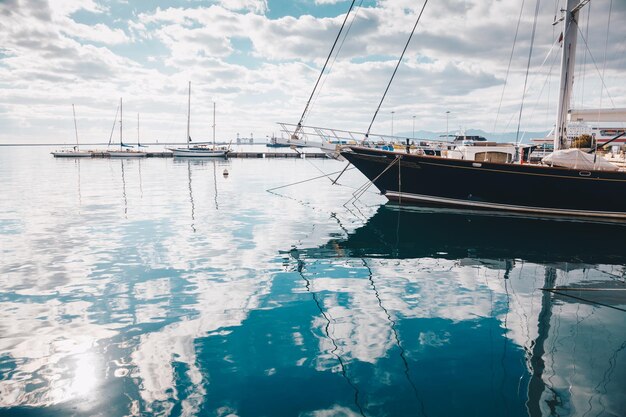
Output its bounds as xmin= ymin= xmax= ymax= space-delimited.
xmin=341 ymin=0 xmax=626 ymax=220
xmin=51 ymin=104 xmax=93 ymax=157
xmin=168 ymin=82 xmax=230 ymax=158
xmin=108 ymin=98 xmax=147 ymax=158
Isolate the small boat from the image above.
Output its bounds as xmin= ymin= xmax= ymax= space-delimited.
xmin=266 ymin=135 xmax=295 ymax=148
xmin=108 ymin=98 xmax=147 ymax=158
xmin=168 ymin=82 xmax=230 ymax=158
xmin=52 ymin=104 xmax=93 ymax=157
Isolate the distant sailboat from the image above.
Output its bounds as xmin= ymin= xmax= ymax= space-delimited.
xmin=137 ymin=113 xmax=148 ymax=149
xmin=168 ymin=82 xmax=230 ymax=158
xmin=51 ymin=104 xmax=93 ymax=157
xmin=108 ymin=98 xmax=147 ymax=158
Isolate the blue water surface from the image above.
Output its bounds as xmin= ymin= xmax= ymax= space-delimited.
xmin=0 ymin=147 xmax=625 ymax=417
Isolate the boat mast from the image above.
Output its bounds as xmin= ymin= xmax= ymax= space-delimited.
xmin=137 ymin=113 xmax=140 ymax=147
xmin=554 ymin=0 xmax=582 ymax=150
xmin=72 ymin=104 xmax=79 ymax=151
xmin=213 ymin=102 xmax=216 ymax=149
xmin=120 ymin=97 xmax=123 ymax=151
xmin=187 ymin=81 xmax=191 ymax=149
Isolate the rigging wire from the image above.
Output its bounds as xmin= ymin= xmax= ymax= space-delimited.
xmin=597 ymin=0 xmax=613 ymax=122
xmin=304 ymin=0 xmax=365 ymax=128
xmin=519 ymin=44 xmax=561 ymax=143
xmin=492 ymin=0 xmax=527 ymax=136
xmin=515 ymin=0 xmax=542 ymax=144
xmin=576 ymin=25 xmax=618 ymax=110
xmin=365 ymin=0 xmax=429 ymax=139
xmin=294 ymin=0 xmax=358 ymax=138
xmin=107 ymin=105 xmax=120 ymax=148
xmin=579 ymin=2 xmax=591 ymax=109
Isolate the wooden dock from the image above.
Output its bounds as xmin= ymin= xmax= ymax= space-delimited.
xmin=85 ymin=151 xmax=328 ymax=159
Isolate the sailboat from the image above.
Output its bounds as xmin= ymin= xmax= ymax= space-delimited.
xmin=51 ymin=104 xmax=93 ymax=157
xmin=108 ymin=98 xmax=147 ymax=158
xmin=341 ymin=0 xmax=626 ymax=220
xmin=168 ymin=82 xmax=230 ymax=158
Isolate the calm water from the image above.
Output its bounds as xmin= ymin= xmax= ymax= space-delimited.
xmin=1 ymin=147 xmax=625 ymax=417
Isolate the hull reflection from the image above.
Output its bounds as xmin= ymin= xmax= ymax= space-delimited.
xmin=289 ymin=205 xmax=626 ymax=417
xmin=319 ymin=204 xmax=626 ymax=265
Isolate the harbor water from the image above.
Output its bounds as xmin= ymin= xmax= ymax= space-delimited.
xmin=0 ymin=147 xmax=625 ymax=417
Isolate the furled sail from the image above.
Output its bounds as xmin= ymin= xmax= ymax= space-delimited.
xmin=541 ymin=149 xmax=619 ymax=171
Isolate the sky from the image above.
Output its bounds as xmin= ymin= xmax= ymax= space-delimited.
xmin=0 ymin=0 xmax=625 ymax=144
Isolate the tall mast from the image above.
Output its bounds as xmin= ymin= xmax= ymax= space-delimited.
xmin=554 ymin=0 xmax=582 ymax=150
xmin=120 ymin=97 xmax=123 ymax=151
xmin=213 ymin=102 xmax=216 ymax=148
xmin=137 ymin=113 xmax=140 ymax=146
xmin=187 ymin=81 xmax=191 ymax=149
xmin=72 ymin=104 xmax=79 ymax=150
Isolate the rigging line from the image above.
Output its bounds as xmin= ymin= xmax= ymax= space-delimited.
xmin=362 ymin=259 xmax=428 ymax=417
xmin=301 ymin=152 xmax=341 ymax=185
xmin=332 ymin=162 xmax=352 ymax=185
xmin=345 ymin=156 xmax=400 ymax=206
xmin=188 ymin=161 xmax=196 ymax=232
xmin=598 ymin=0 xmax=613 ymax=121
xmin=518 ymin=46 xmax=561 ymax=143
xmin=580 ymin=2 xmax=591 ymax=108
xmin=515 ymin=0 xmax=542 ymax=145
xmin=542 ymin=289 xmax=626 ymax=313
xmin=305 ymin=0 xmax=365 ymax=127
xmin=576 ymin=25 xmax=618 ymax=110
xmin=365 ymin=0 xmax=429 ymax=138
xmin=492 ymin=0 xmax=527 ymax=136
xmin=293 ymin=254 xmax=368 ymax=417
xmin=294 ymin=0 xmax=358 ymax=137
xmin=213 ymin=161 xmax=219 ymax=210
xmin=108 ymin=105 xmax=120 ymax=148
xmin=266 ymin=166 xmax=356 ymax=192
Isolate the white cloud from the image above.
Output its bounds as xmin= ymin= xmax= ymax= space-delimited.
xmin=0 ymin=0 xmax=625 ymax=143
xmin=217 ymin=0 xmax=268 ymax=14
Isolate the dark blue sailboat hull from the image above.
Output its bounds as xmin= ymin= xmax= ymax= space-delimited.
xmin=341 ymin=146 xmax=626 ymax=219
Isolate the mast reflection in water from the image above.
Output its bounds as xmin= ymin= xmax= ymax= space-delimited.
xmin=0 ymin=149 xmax=624 ymax=417
xmin=290 ymin=205 xmax=626 ymax=417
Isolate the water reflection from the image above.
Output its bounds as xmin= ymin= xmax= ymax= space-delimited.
xmin=1 ymin=149 xmax=624 ymax=417
xmin=292 ymin=205 xmax=626 ymax=417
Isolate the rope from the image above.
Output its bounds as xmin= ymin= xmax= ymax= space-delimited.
xmin=542 ymin=288 xmax=626 ymax=313
xmin=365 ymin=1 xmax=429 ymax=138
xmin=579 ymin=3 xmax=591 ymax=108
xmin=332 ymin=162 xmax=351 ymax=185
xmin=576 ymin=25 xmax=618 ymax=109
xmin=398 ymin=156 xmax=402 ymax=205
xmin=266 ymin=166 xmax=356 ymax=192
xmin=306 ymin=0 xmax=365 ymax=127
xmin=492 ymin=0 xmax=526 ymax=136
xmin=107 ymin=105 xmax=119 ymax=149
xmin=597 ymin=0 xmax=613 ymax=123
xmin=518 ymin=44 xmax=561 ymax=144
xmin=515 ymin=0 xmax=542 ymax=144
xmin=345 ymin=155 xmax=400 ymax=206
xmin=294 ymin=0 xmax=358 ymax=137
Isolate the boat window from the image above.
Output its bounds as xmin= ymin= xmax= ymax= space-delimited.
xmin=474 ymin=152 xmax=512 ymax=163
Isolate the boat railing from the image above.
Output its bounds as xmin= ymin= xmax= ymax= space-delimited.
xmin=277 ymin=122 xmax=452 ymax=150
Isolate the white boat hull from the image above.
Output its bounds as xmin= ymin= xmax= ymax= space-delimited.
xmin=168 ymin=147 xmax=229 ymax=158
xmin=51 ymin=151 xmax=93 ymax=157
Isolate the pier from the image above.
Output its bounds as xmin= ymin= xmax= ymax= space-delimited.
xmin=84 ymin=151 xmax=329 ymax=158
